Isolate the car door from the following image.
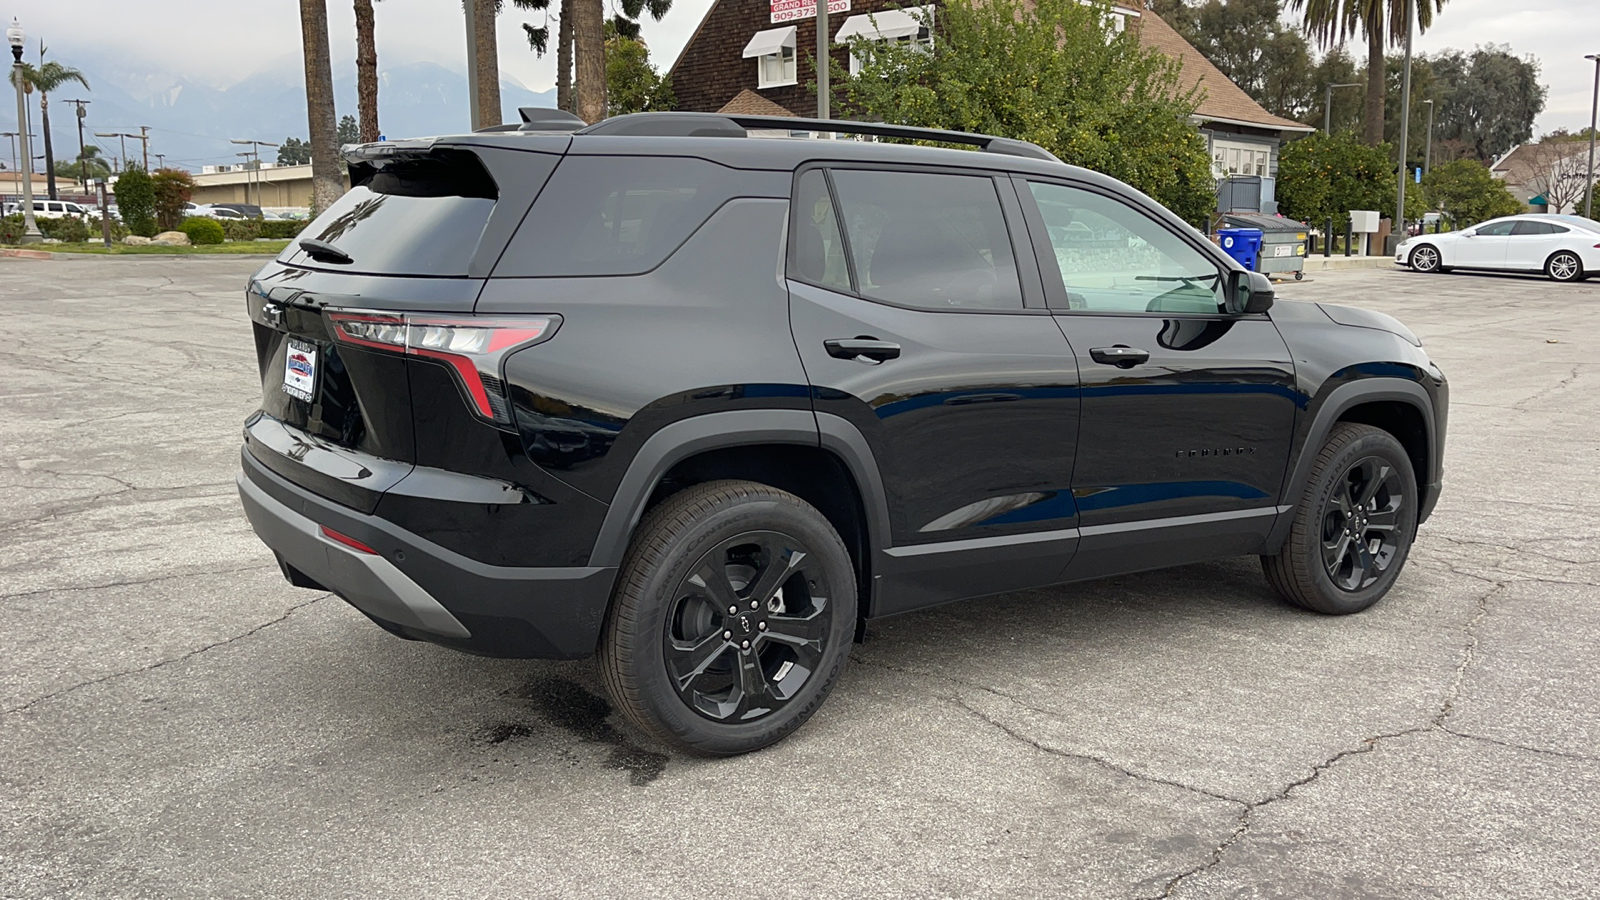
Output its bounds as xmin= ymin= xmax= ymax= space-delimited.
xmin=786 ymin=165 xmax=1082 ymax=616
xmin=1452 ymin=219 xmax=1515 ymax=269
xmin=1506 ymin=220 xmax=1565 ymax=271
xmin=1014 ymin=177 xmax=1298 ymax=579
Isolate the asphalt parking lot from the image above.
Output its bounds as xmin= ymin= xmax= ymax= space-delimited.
xmin=2 ymin=256 xmax=1596 ymax=899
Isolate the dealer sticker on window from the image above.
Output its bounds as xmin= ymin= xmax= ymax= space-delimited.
xmin=282 ymin=339 xmax=318 ymax=401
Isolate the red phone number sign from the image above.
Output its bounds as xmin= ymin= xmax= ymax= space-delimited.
xmin=771 ymin=0 xmax=851 ymax=23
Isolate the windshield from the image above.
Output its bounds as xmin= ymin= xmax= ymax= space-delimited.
xmin=1541 ymin=215 xmax=1600 ymax=233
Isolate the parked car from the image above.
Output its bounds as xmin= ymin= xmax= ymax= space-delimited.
xmin=1397 ymin=213 xmax=1600 ymax=282
xmin=6 ymin=199 xmax=93 ymax=219
xmin=192 ymin=204 xmax=249 ymax=220
xmin=237 ymin=112 xmax=1448 ymax=755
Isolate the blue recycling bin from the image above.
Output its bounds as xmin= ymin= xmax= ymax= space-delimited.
xmin=1217 ymin=227 xmax=1263 ymax=271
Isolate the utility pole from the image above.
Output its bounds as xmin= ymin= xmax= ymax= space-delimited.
xmin=1 ymin=131 xmax=16 ymax=178
xmin=62 ymin=99 xmax=90 ymax=191
xmin=153 ymin=153 xmax=165 ymax=168
xmin=138 ymin=126 xmax=150 ymax=169
xmin=815 ymin=0 xmax=830 ymax=120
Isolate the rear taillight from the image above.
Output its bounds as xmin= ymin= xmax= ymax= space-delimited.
xmin=326 ymin=311 xmax=558 ymax=425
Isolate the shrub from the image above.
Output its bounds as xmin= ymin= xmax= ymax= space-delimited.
xmin=179 ymin=216 xmax=225 ymax=245
xmin=1276 ymin=133 xmax=1395 ymax=228
xmin=222 ymin=219 xmax=262 ymax=242
xmin=38 ymin=216 xmax=91 ymax=243
xmin=1420 ymin=159 xmax=1523 ymax=228
xmin=114 ymin=166 xmax=159 ymax=237
xmin=152 ymin=169 xmax=198 ymax=231
xmin=0 ymin=213 xmax=25 ymax=244
xmin=260 ymin=219 xmax=309 ymax=240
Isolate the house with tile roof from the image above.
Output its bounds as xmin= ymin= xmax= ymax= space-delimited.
xmin=667 ymin=0 xmax=1313 ymax=196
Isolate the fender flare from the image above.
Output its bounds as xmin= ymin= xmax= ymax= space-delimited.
xmin=1267 ymin=377 xmax=1436 ymax=551
xmin=587 ymin=409 xmax=891 ymax=569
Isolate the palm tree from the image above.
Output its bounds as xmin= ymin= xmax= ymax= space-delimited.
xmin=10 ymin=45 xmax=89 ymax=201
xmin=354 ymin=0 xmax=381 ymax=142
xmin=298 ymin=0 xmax=343 ymax=212
xmin=1291 ymin=0 xmax=1446 ymax=146
xmin=572 ymin=0 xmax=607 ymax=123
xmin=474 ymin=0 xmax=502 ymax=126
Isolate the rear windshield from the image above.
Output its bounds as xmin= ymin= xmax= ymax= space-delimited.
xmin=495 ymin=155 xmax=760 ymax=277
xmin=282 ymin=150 xmax=500 ymax=276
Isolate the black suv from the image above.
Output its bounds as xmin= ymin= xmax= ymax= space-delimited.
xmin=238 ymin=112 xmax=1447 ymax=755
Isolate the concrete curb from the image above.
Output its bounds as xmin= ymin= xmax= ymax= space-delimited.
xmin=1301 ymin=256 xmax=1396 ymax=273
xmin=0 ymin=248 xmax=54 ymax=260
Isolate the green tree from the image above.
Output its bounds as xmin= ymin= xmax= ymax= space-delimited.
xmin=1419 ymin=158 xmax=1521 ymax=226
xmin=58 ymin=146 xmax=112 ymax=182
xmin=1427 ymin=45 xmax=1543 ymax=163
xmin=113 ymin=166 xmax=158 ymax=237
xmin=151 ymin=168 xmax=198 ymax=231
xmin=277 ymin=137 xmax=312 ymax=165
xmin=605 ymin=34 xmax=674 ymax=116
xmin=1291 ymin=0 xmax=1449 ymax=146
xmin=838 ymin=0 xmax=1215 ymax=226
xmin=1276 ymin=132 xmax=1395 ymax=226
xmin=1150 ymin=0 xmax=1316 ymax=121
xmin=9 ymin=46 xmax=90 ymax=201
xmin=336 ymin=114 xmax=360 ymax=145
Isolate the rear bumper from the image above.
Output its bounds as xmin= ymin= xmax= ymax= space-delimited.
xmin=237 ymin=448 xmax=617 ymax=659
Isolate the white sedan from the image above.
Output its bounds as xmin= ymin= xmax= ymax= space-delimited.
xmin=1397 ymin=213 xmax=1600 ymax=282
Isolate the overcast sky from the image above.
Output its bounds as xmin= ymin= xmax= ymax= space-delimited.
xmin=5 ymin=0 xmax=1596 ymax=132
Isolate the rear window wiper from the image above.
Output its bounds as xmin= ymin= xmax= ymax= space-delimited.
xmin=298 ymin=238 xmax=353 ymax=265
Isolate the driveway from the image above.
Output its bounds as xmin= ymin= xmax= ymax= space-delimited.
xmin=2 ymin=258 xmax=1595 ymax=899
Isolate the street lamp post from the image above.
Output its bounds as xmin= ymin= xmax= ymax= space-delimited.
xmin=1585 ymin=53 xmax=1598 ymax=220
xmin=1324 ymin=82 xmax=1362 ymax=134
xmin=1423 ymin=98 xmax=1435 ymax=176
xmin=1395 ymin=4 xmax=1415 ymax=237
xmin=7 ymin=19 xmax=41 ymax=244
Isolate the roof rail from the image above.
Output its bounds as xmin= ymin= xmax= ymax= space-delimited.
xmin=576 ymin=112 xmax=1059 ymax=162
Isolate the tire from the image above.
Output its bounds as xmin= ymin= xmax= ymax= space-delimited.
xmin=1261 ymin=423 xmax=1419 ymax=615
xmin=598 ymin=480 xmax=857 ymax=756
xmin=1546 ymin=251 xmax=1583 ymax=283
xmin=1409 ymin=244 xmax=1442 ymax=273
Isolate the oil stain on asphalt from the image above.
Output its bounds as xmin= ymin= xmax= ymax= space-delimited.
xmin=479 ymin=676 xmax=668 ymax=786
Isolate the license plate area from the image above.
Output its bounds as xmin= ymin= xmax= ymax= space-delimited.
xmin=282 ymin=338 xmax=319 ymax=401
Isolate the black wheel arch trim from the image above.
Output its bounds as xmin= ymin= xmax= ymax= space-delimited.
xmin=1267 ymin=377 xmax=1439 ymax=552
xmin=586 ymin=409 xmax=892 ymax=571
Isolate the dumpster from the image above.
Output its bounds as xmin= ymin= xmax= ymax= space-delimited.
xmin=1217 ymin=227 xmax=1263 ymax=271
xmin=1222 ymin=213 xmax=1309 ymax=279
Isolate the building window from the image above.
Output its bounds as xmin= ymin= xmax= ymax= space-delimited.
xmin=744 ymin=25 xmax=798 ymax=89
xmin=1211 ymin=139 xmax=1272 ymax=179
xmin=834 ymin=7 xmax=933 ymax=75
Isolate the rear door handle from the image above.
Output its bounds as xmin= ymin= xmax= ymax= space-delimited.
xmin=825 ymin=338 xmax=901 ymax=362
xmin=1090 ymin=346 xmax=1150 ymax=368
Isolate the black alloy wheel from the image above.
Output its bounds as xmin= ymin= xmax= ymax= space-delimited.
xmin=1546 ymin=251 xmax=1583 ymax=283
xmin=599 ymin=480 xmax=856 ymax=755
xmin=664 ymin=531 xmax=834 ymax=722
xmin=1319 ymin=457 xmax=1405 ymax=592
xmin=1409 ymin=244 xmax=1442 ymax=273
xmin=1262 ymin=423 xmax=1418 ymax=615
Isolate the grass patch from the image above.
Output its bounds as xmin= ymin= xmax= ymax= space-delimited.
xmin=9 ymin=240 xmax=292 ymax=256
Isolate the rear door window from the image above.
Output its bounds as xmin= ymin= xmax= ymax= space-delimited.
xmin=496 ymin=156 xmax=748 ymax=277
xmin=827 ymin=168 xmax=1023 ymax=311
xmin=282 ymin=149 xmax=520 ymax=276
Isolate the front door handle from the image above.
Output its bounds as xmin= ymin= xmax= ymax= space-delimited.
xmin=1090 ymin=346 xmax=1150 ymax=368
xmin=825 ymin=338 xmax=901 ymax=362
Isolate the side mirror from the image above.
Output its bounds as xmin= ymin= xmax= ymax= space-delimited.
xmin=1464 ymin=230 xmax=1477 ymax=238
xmin=1229 ymin=269 xmax=1274 ymax=315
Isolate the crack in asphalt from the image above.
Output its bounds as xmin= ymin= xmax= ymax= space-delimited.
xmin=1140 ymin=579 xmax=1509 ymax=899
xmin=0 ymin=564 xmax=277 ymax=603
xmin=1 ymin=592 xmax=326 ymax=717
xmin=1437 ymin=726 xmax=1600 ymax=764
